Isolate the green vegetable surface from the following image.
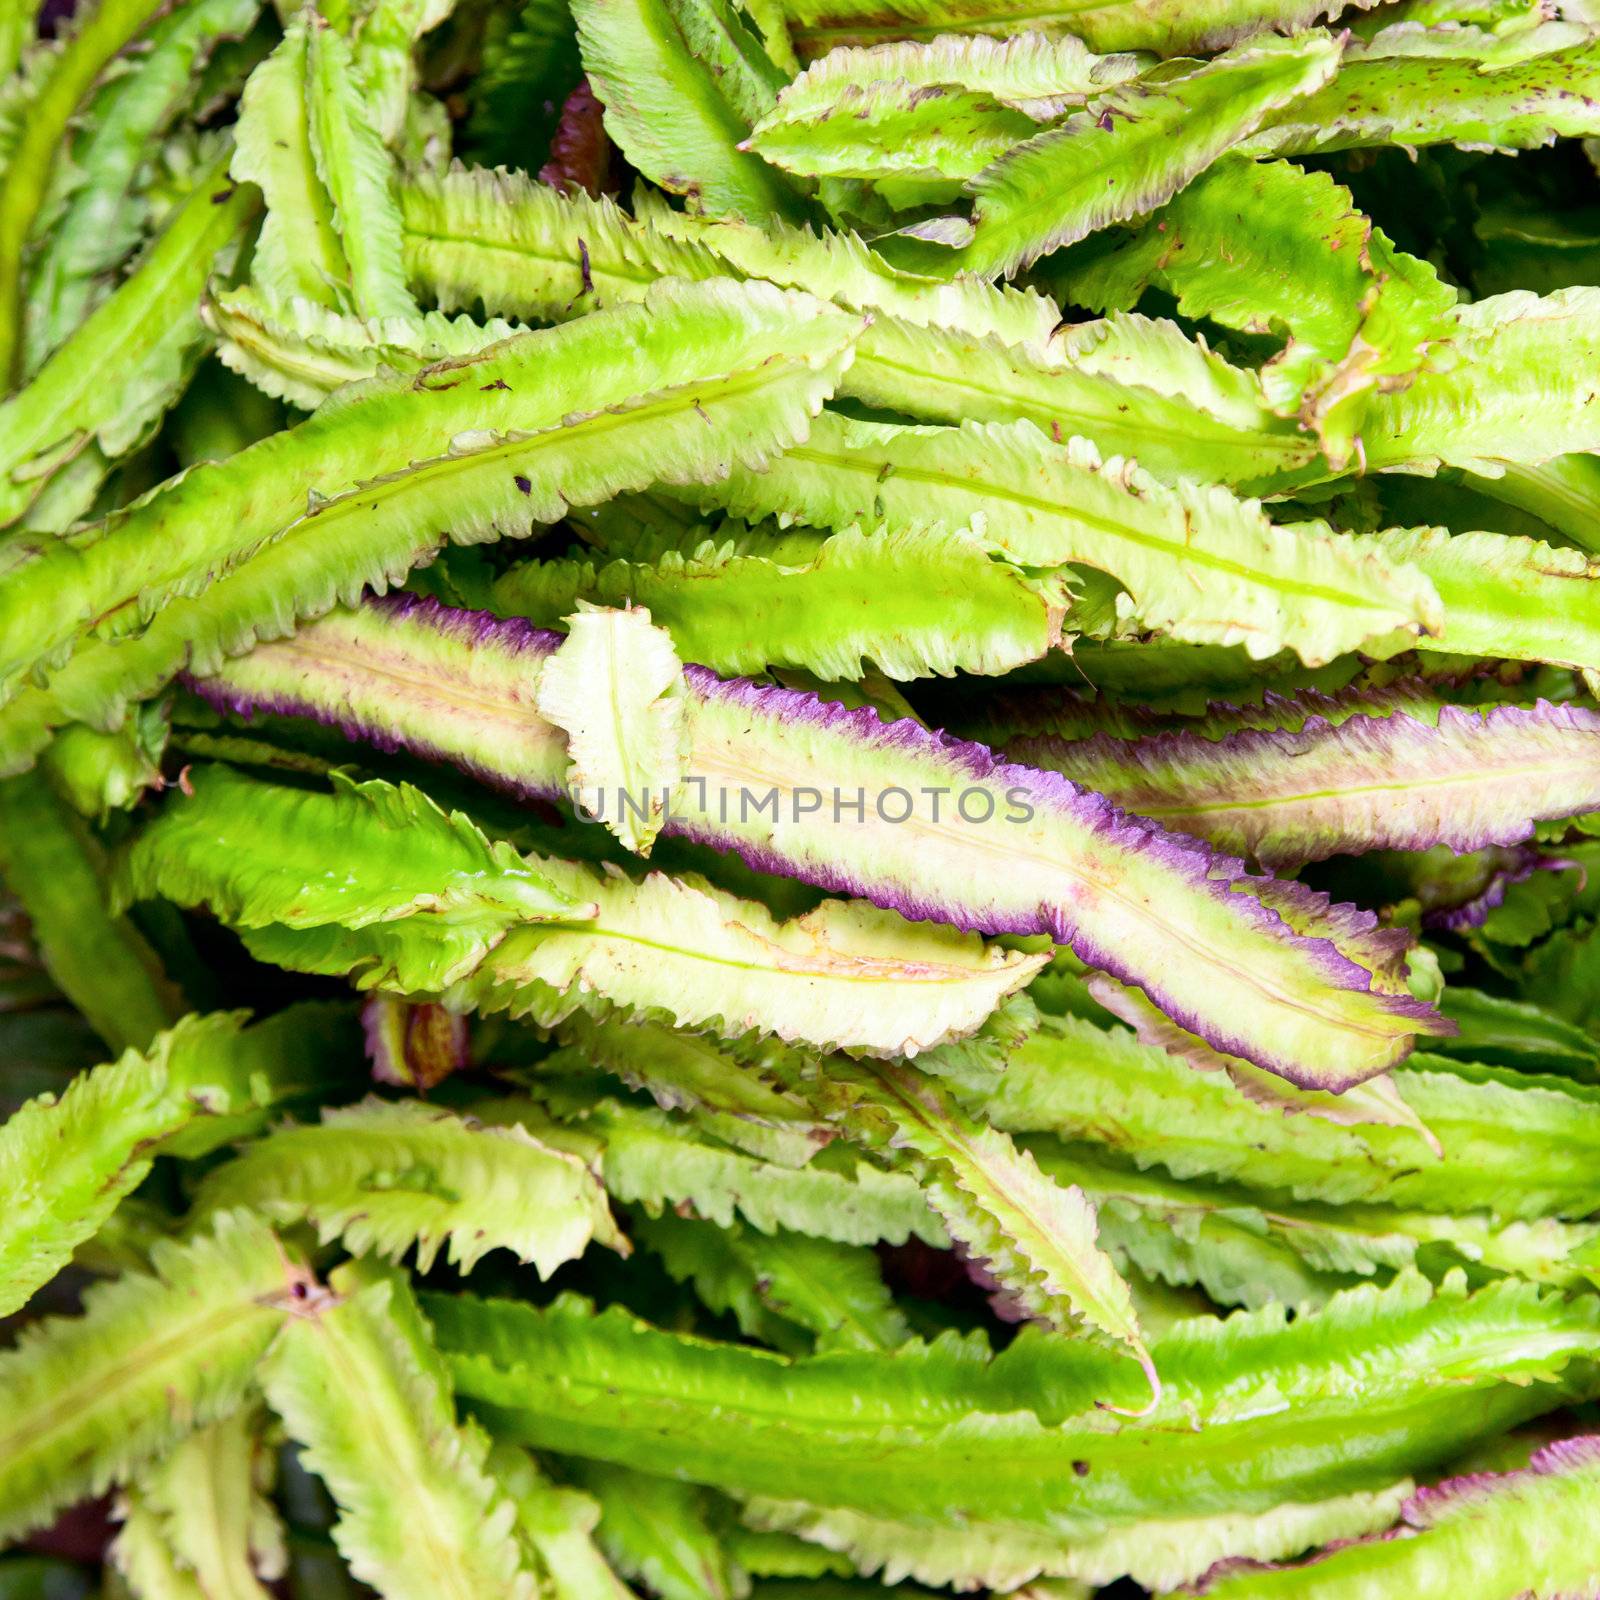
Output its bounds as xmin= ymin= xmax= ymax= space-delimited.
xmin=4 ymin=2 xmax=1600 ymax=1595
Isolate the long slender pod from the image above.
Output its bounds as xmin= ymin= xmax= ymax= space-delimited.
xmin=393 ymin=164 xmax=1321 ymax=490
xmin=0 ymin=1006 xmax=358 ymax=1316
xmin=0 ymin=145 xmax=257 ymax=530
xmin=21 ymin=0 xmax=262 ymax=371
xmin=1000 ymin=690 xmax=1600 ymax=867
xmin=428 ymin=1276 xmax=1600 ymax=1535
xmin=262 ymin=1258 xmax=544 ymax=1600
xmin=1199 ymin=1434 xmax=1600 ymax=1598
xmin=117 ymin=762 xmax=1044 ymax=1056
xmin=0 ymin=1213 xmax=306 ymax=1543
xmin=0 ymin=764 xmax=181 ymax=1050
xmin=0 ymin=278 xmax=861 ymax=762
xmin=987 ymin=1012 xmax=1600 ymax=1219
xmin=771 ymin=0 xmax=1388 ymax=57
xmin=0 ymin=0 xmax=173 ymax=382
xmin=191 ymin=596 xmax=1448 ymax=1085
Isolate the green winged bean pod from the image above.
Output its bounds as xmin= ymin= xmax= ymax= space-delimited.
xmin=0 ymin=277 xmax=863 ymax=758
xmin=0 ymin=1213 xmax=308 ymax=1542
xmin=0 ymin=0 xmax=175 ymax=382
xmin=0 ymin=144 xmax=257 ymax=530
xmin=6 ymin=4 xmax=1600 ymax=1590
xmin=427 ymin=1275 xmax=1600 ymax=1538
xmin=187 ymin=596 xmax=1450 ymax=1086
